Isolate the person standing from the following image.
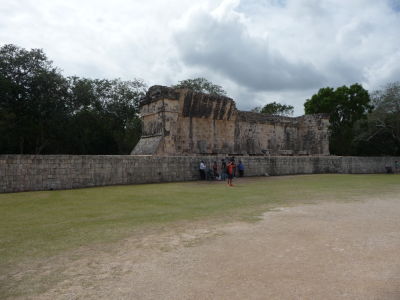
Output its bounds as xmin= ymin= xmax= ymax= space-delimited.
xmin=199 ymin=161 xmax=206 ymax=180
xmin=213 ymin=161 xmax=219 ymax=179
xmin=232 ymin=156 xmax=237 ymax=177
xmin=221 ymin=159 xmax=227 ymax=181
xmin=226 ymin=159 xmax=236 ymax=186
xmin=238 ymin=160 xmax=244 ymax=177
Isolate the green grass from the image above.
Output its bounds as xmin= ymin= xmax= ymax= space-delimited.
xmin=1 ymin=174 xmax=399 ymax=269
xmin=1 ymin=174 xmax=400 ymax=299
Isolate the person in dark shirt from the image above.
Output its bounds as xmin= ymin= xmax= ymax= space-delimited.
xmin=238 ymin=160 xmax=244 ymax=177
xmin=221 ymin=159 xmax=227 ymax=181
xmin=213 ymin=161 xmax=219 ymax=179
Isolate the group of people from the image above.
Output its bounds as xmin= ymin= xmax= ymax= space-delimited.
xmin=199 ymin=158 xmax=245 ymax=186
xmin=386 ymin=160 xmax=400 ymax=173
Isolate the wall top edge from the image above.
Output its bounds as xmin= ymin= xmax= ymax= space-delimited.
xmin=1 ymin=155 xmax=399 ymax=159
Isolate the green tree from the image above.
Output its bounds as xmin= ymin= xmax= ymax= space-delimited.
xmin=0 ymin=44 xmax=70 ymax=154
xmin=0 ymin=44 xmax=146 ymax=155
xmin=304 ymin=83 xmax=372 ymax=155
xmin=353 ymin=82 xmax=400 ymax=155
xmin=66 ymin=77 xmax=146 ymax=154
xmin=253 ymin=102 xmax=294 ymax=116
xmin=173 ymin=77 xmax=227 ymax=96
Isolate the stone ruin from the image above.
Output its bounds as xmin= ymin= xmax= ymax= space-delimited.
xmin=131 ymin=85 xmax=330 ymax=156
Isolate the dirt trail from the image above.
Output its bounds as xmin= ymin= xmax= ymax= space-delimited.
xmin=21 ymin=194 xmax=400 ymax=299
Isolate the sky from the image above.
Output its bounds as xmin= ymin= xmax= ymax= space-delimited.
xmin=1 ymin=0 xmax=400 ymax=115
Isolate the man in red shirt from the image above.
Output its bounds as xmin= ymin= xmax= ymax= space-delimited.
xmin=226 ymin=158 xmax=236 ymax=186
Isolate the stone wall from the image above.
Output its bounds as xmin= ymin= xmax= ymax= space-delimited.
xmin=132 ymin=86 xmax=330 ymax=156
xmin=1 ymin=155 xmax=399 ymax=193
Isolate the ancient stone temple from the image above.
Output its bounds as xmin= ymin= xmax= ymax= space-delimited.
xmin=131 ymin=85 xmax=330 ymax=156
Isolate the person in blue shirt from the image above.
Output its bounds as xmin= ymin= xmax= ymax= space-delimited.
xmin=238 ymin=160 xmax=244 ymax=177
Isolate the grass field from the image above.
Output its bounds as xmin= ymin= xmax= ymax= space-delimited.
xmin=0 ymin=173 xmax=398 ymax=299
xmin=1 ymin=174 xmax=399 ymax=271
xmin=1 ymin=174 xmax=400 ymax=299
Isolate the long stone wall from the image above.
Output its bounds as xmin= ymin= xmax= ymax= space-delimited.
xmin=1 ymin=155 xmax=399 ymax=193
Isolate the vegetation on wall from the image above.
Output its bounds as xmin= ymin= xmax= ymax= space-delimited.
xmin=173 ymin=77 xmax=227 ymax=96
xmin=252 ymin=102 xmax=294 ymax=116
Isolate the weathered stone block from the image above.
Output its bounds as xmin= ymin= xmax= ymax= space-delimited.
xmin=131 ymin=86 xmax=330 ymax=156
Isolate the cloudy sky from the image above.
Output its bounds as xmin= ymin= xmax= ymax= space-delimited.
xmin=1 ymin=0 xmax=400 ymax=115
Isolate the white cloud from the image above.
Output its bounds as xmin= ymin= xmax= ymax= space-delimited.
xmin=172 ymin=0 xmax=400 ymax=113
xmin=174 ymin=1 xmax=326 ymax=92
xmin=1 ymin=0 xmax=400 ymax=115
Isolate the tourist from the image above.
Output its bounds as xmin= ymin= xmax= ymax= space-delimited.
xmin=226 ymin=158 xmax=236 ymax=186
xmin=199 ymin=161 xmax=206 ymax=180
xmin=213 ymin=161 xmax=219 ymax=179
xmin=385 ymin=163 xmax=393 ymax=174
xmin=221 ymin=159 xmax=227 ymax=181
xmin=238 ymin=160 xmax=244 ymax=177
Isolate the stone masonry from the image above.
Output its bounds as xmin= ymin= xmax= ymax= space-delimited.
xmin=131 ymin=86 xmax=330 ymax=156
xmin=1 ymin=155 xmax=399 ymax=193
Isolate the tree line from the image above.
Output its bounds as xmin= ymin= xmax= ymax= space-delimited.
xmin=304 ymin=83 xmax=400 ymax=156
xmin=0 ymin=44 xmax=145 ymax=154
xmin=1 ymin=44 xmax=399 ymax=156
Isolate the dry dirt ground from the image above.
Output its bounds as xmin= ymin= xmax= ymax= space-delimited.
xmin=15 ymin=192 xmax=400 ymax=299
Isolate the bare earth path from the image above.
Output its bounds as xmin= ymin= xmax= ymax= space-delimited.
xmin=29 ymin=193 xmax=400 ymax=299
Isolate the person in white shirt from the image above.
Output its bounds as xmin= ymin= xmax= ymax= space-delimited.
xmin=199 ymin=161 xmax=206 ymax=180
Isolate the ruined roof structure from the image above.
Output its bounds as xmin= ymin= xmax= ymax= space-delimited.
xmin=131 ymin=85 xmax=330 ymax=156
